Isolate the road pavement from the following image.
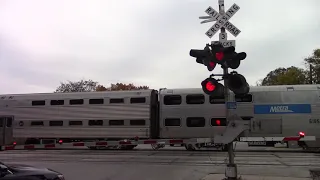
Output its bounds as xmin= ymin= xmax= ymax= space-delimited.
xmin=0 ymin=144 xmax=319 ymax=180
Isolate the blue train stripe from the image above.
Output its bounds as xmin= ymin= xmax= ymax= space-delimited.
xmin=254 ymin=104 xmax=311 ymax=114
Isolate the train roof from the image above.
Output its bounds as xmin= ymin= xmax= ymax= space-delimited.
xmin=159 ymin=84 xmax=320 ymax=95
xmin=1 ymin=84 xmax=320 ymax=100
xmin=0 ymin=89 xmax=154 ymax=101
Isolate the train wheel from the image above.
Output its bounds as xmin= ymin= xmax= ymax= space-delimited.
xmin=88 ymin=146 xmax=97 ymax=150
xmin=185 ymin=144 xmax=196 ymax=151
xmin=151 ymin=144 xmax=159 ymax=150
xmin=222 ymin=144 xmax=228 ymax=151
xmin=121 ymin=145 xmax=135 ymax=150
xmin=151 ymin=144 xmax=164 ymax=150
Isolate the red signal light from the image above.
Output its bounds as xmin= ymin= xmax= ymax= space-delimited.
xmin=58 ymin=139 xmax=63 ymax=144
xmin=207 ymin=61 xmax=216 ymax=71
xmin=216 ymin=119 xmax=221 ymax=126
xmin=299 ymin=132 xmax=305 ymax=137
xmin=13 ymin=142 xmax=17 ymax=145
xmin=209 ymin=62 xmax=215 ymax=68
xmin=201 ymin=78 xmax=224 ymax=96
xmin=205 ymin=81 xmax=216 ymax=92
xmin=215 ymin=52 xmax=224 ymax=61
xmin=212 ymin=118 xmax=227 ymax=126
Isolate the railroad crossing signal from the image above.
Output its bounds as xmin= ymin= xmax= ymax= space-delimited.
xmin=201 ymin=77 xmax=224 ymax=96
xmin=190 ymin=43 xmax=249 ymax=96
xmin=190 ymin=44 xmax=217 ymax=71
xmin=204 ymin=4 xmax=241 ymax=38
xmin=190 ymin=43 xmax=247 ymax=70
xmin=193 ymin=1 xmax=247 ymax=179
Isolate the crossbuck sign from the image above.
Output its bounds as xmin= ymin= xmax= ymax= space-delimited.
xmin=205 ymin=4 xmax=241 ymax=38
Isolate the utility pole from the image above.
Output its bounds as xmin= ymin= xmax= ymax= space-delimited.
xmin=310 ymin=64 xmax=313 ymax=84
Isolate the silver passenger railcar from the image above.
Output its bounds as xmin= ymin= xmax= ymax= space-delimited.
xmin=159 ymin=85 xmax=320 ymax=148
xmin=0 ymin=90 xmax=159 ymax=147
xmin=1 ymin=84 xmax=320 ymax=150
xmin=159 ymin=88 xmax=226 ymax=139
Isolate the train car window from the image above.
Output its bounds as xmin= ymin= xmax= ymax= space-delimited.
xmin=130 ymin=120 xmax=145 ymax=126
xmin=6 ymin=117 xmax=12 ymax=127
xmin=235 ymin=94 xmax=252 ymax=102
xmin=70 ymin=99 xmax=84 ymax=105
xmin=50 ymin=100 xmax=64 ymax=106
xmin=164 ymin=118 xmax=180 ymax=126
xmin=32 ymin=100 xmax=45 ymax=106
xmin=31 ymin=121 xmax=44 ymax=126
xmin=110 ymin=98 xmax=124 ymax=104
xmin=186 ymin=94 xmax=205 ymax=104
xmin=186 ymin=117 xmax=205 ymax=127
xmin=209 ymin=95 xmax=225 ymax=104
xmin=211 ymin=118 xmax=227 ymax=126
xmin=164 ymin=95 xmax=181 ymax=105
xmin=0 ymin=118 xmax=3 ymax=127
xmin=89 ymin=99 xmax=104 ymax=104
xmin=109 ymin=120 xmax=124 ymax=126
xmin=130 ymin=97 xmax=146 ymax=104
xmin=69 ymin=121 xmax=83 ymax=126
xmin=49 ymin=121 xmax=63 ymax=126
xmin=88 ymin=120 xmax=103 ymax=126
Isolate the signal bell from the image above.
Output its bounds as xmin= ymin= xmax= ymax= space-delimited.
xmin=201 ymin=78 xmax=224 ymax=96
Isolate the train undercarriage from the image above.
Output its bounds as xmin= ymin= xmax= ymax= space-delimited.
xmin=13 ymin=137 xmax=230 ymax=151
xmin=3 ymin=136 xmax=318 ymax=152
xmin=4 ymin=121 xmax=318 ymax=151
xmin=11 ymin=136 xmax=317 ymax=152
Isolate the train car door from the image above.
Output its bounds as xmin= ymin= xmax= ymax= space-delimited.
xmin=0 ymin=116 xmax=13 ymax=146
xmin=250 ymin=117 xmax=282 ymax=135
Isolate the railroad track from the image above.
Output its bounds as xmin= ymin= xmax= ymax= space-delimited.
xmin=1 ymin=150 xmax=319 ymax=168
xmin=0 ymin=147 xmax=317 ymax=153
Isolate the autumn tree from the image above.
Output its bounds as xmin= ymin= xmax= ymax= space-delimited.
xmin=95 ymin=85 xmax=108 ymax=91
xmin=95 ymin=83 xmax=149 ymax=91
xmin=55 ymin=79 xmax=99 ymax=93
xmin=257 ymin=66 xmax=308 ymax=86
xmin=107 ymin=83 xmax=149 ymax=91
xmin=55 ymin=80 xmax=149 ymax=92
xmin=304 ymin=49 xmax=320 ymax=84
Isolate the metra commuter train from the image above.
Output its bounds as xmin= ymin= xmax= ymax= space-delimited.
xmin=0 ymin=84 xmax=320 ymax=150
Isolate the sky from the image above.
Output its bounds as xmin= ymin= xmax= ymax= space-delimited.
xmin=0 ymin=0 xmax=320 ymax=94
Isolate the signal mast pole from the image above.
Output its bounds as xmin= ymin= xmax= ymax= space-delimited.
xmin=194 ymin=0 xmax=247 ymax=178
xmin=219 ymin=0 xmax=237 ymax=179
